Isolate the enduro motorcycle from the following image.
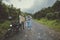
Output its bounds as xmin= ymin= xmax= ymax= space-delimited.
xmin=3 ymin=24 xmax=13 ymax=40
xmin=3 ymin=22 xmax=22 ymax=40
xmin=4 ymin=23 xmax=20 ymax=39
xmin=13 ymin=22 xmax=21 ymax=32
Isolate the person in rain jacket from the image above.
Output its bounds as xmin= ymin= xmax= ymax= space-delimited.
xmin=26 ymin=15 xmax=32 ymax=30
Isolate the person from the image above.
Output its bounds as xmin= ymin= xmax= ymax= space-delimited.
xmin=26 ymin=15 xmax=32 ymax=30
xmin=19 ymin=15 xmax=25 ymax=30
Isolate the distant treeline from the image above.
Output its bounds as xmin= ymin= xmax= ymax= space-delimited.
xmin=33 ymin=0 xmax=60 ymax=20
xmin=0 ymin=0 xmax=21 ymax=22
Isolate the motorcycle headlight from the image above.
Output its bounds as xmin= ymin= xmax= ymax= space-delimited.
xmin=10 ymin=24 xmax=12 ymax=27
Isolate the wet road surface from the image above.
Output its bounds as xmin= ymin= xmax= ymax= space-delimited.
xmin=4 ymin=21 xmax=60 ymax=40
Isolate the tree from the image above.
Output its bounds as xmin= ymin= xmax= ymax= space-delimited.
xmin=33 ymin=0 xmax=60 ymax=20
xmin=0 ymin=1 xmax=21 ymax=22
xmin=52 ymin=0 xmax=60 ymax=12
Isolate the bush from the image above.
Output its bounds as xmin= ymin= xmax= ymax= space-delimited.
xmin=0 ymin=20 xmax=10 ymax=37
xmin=36 ymin=18 xmax=60 ymax=32
xmin=46 ymin=13 xmax=55 ymax=20
xmin=1 ymin=21 xmax=10 ymax=29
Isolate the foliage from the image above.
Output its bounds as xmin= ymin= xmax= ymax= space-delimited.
xmin=33 ymin=0 xmax=60 ymax=20
xmin=0 ymin=1 xmax=21 ymax=22
xmin=46 ymin=13 xmax=56 ymax=20
xmin=0 ymin=0 xmax=21 ymax=37
xmin=36 ymin=18 xmax=60 ymax=32
xmin=0 ymin=21 xmax=10 ymax=29
xmin=0 ymin=20 xmax=10 ymax=37
xmin=33 ymin=0 xmax=60 ymax=32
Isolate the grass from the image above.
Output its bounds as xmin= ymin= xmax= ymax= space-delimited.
xmin=36 ymin=18 xmax=60 ymax=32
xmin=0 ymin=20 xmax=10 ymax=37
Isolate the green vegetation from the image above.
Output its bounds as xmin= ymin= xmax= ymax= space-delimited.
xmin=33 ymin=0 xmax=60 ymax=20
xmin=33 ymin=0 xmax=60 ymax=32
xmin=0 ymin=0 xmax=21 ymax=22
xmin=0 ymin=21 xmax=10 ymax=29
xmin=0 ymin=20 xmax=10 ymax=37
xmin=36 ymin=18 xmax=60 ymax=32
xmin=0 ymin=0 xmax=21 ymax=38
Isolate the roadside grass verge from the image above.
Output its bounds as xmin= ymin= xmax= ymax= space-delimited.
xmin=0 ymin=21 xmax=10 ymax=38
xmin=35 ymin=18 xmax=60 ymax=32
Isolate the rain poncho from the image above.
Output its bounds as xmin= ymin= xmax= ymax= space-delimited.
xmin=26 ymin=15 xmax=32 ymax=28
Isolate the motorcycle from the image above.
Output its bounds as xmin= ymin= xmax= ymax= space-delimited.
xmin=3 ymin=22 xmax=23 ymax=40
xmin=3 ymin=24 xmax=13 ymax=40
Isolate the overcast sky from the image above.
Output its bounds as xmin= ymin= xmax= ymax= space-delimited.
xmin=3 ymin=0 xmax=57 ymax=14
